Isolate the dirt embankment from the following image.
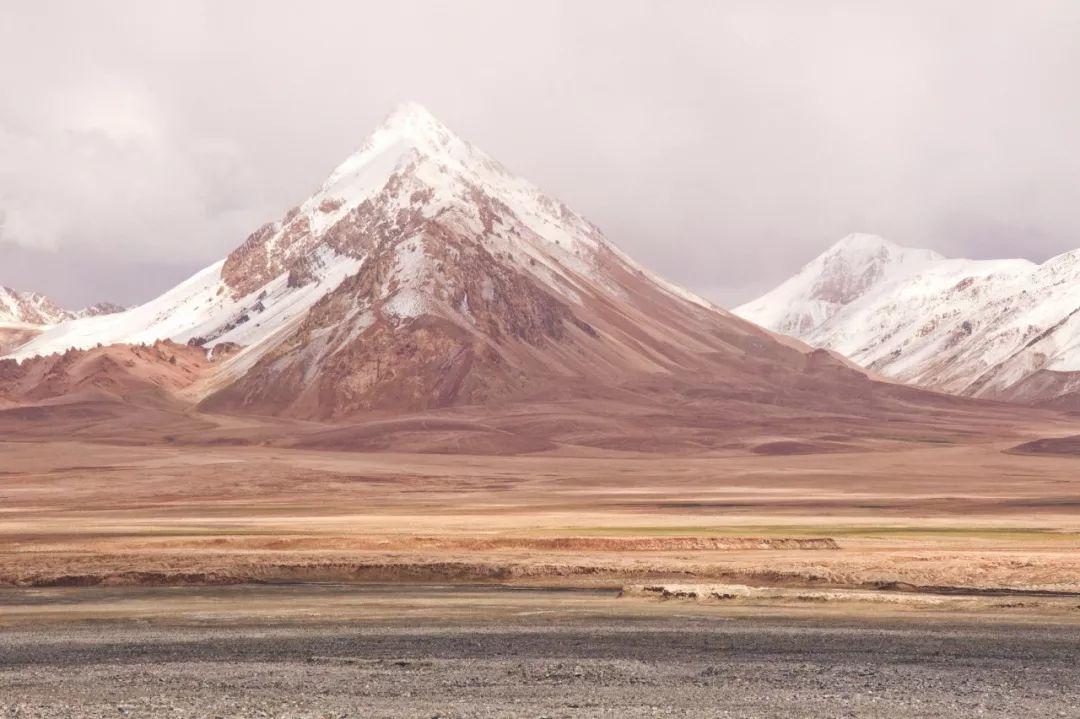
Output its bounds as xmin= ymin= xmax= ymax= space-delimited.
xmin=5 ymin=545 xmax=1080 ymax=596
xmin=1010 ymin=435 xmax=1080 ymax=456
xmin=0 ymin=535 xmax=841 ymax=589
xmin=624 ymin=583 xmax=1080 ymax=604
xmin=134 ymin=535 xmax=840 ymax=553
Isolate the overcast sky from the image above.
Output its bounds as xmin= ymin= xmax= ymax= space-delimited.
xmin=1 ymin=1 xmax=1078 ymax=308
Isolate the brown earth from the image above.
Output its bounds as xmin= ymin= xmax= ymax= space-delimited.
xmin=3 ymin=413 xmax=1080 ymax=596
xmin=0 ymin=340 xmax=209 ymax=407
xmin=1010 ymin=433 xmax=1080 ymax=455
xmin=2 ymin=332 xmax=1065 ymax=456
xmin=3 ymin=333 xmax=1080 ymax=601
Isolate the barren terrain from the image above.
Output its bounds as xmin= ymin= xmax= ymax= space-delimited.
xmin=3 ymin=585 xmax=1080 ymax=718
xmin=4 ymin=400 xmax=1080 ymax=716
xmin=2 ymin=408 xmax=1080 ymax=596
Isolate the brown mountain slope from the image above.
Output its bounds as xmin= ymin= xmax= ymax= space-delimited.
xmin=0 ymin=341 xmax=210 ymax=407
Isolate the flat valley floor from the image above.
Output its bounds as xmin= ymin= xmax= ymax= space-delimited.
xmin=3 ymin=584 xmax=1080 ymax=719
xmin=3 ymin=431 xmax=1080 ymax=716
xmin=4 ymin=435 xmax=1080 ymax=593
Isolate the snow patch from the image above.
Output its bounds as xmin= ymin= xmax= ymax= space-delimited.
xmin=6 ymin=249 xmax=361 ymax=362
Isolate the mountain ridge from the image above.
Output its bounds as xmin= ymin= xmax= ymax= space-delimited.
xmin=735 ymin=234 xmax=1080 ymax=405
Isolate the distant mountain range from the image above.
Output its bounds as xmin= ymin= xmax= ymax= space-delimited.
xmin=1 ymin=103 xmax=987 ymax=453
xmin=0 ymin=287 xmax=122 ymax=354
xmin=736 ymin=233 xmax=1080 ymax=407
xmin=0 ymin=286 xmax=122 ymax=326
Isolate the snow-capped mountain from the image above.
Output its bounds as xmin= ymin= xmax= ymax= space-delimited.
xmin=0 ymin=287 xmax=123 ymax=327
xmin=12 ymin=103 xmax=683 ymax=367
xmin=0 ymin=287 xmax=123 ymax=354
xmin=6 ymin=103 xmax=886 ymax=421
xmin=74 ymin=302 xmax=127 ymax=319
xmin=0 ymin=286 xmax=72 ymax=326
xmin=735 ymin=234 xmax=945 ymax=338
xmin=736 ymin=234 xmax=1080 ymax=405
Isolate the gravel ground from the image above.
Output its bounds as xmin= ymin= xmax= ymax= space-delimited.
xmin=1 ymin=588 xmax=1079 ymax=718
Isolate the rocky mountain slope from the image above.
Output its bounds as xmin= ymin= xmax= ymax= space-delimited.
xmin=736 ymin=233 xmax=1080 ymax=406
xmin=0 ymin=340 xmax=208 ymax=407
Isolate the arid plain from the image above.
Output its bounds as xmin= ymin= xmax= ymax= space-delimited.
xmin=4 ymin=405 xmax=1080 ymax=597
xmin=5 ymin=408 xmax=1080 ymax=717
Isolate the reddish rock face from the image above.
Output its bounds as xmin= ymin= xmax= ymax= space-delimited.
xmin=220 ymin=222 xmax=280 ymax=298
xmin=0 ymin=340 xmax=211 ymax=406
xmin=220 ymin=212 xmax=324 ymax=299
xmin=205 ymin=213 xmax=586 ymax=417
xmin=318 ymin=197 xmax=344 ymax=213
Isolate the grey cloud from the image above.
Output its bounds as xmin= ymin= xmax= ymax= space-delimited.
xmin=1 ymin=0 xmax=1078 ymax=308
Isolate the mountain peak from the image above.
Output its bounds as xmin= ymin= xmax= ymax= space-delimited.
xmin=213 ymin=100 xmax=613 ymax=302
xmin=823 ymin=233 xmax=942 ymax=264
xmin=734 ymin=234 xmax=946 ymax=337
xmin=830 ymin=233 xmax=894 ymax=252
xmin=370 ymin=101 xmax=459 ymax=153
xmin=803 ymin=236 xmax=946 ymax=301
xmin=810 ymin=236 xmax=936 ymax=305
xmin=0 ymin=285 xmax=72 ymax=326
xmin=316 ymin=101 xmax=464 ymax=204
xmin=380 ymin=101 xmax=444 ymax=130
xmin=737 ymin=234 xmax=1080 ymax=405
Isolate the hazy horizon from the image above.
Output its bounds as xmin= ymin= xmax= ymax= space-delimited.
xmin=2 ymin=0 xmax=1078 ymax=309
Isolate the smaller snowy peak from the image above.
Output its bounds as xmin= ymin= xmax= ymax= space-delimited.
xmin=0 ymin=286 xmax=72 ymax=326
xmin=816 ymin=233 xmax=943 ymax=271
xmin=806 ymin=233 xmax=943 ymax=304
xmin=735 ymin=234 xmax=1080 ymax=403
xmin=828 ymin=232 xmax=898 ymax=253
xmin=823 ymin=233 xmax=940 ymax=260
xmin=75 ymin=302 xmax=126 ymax=319
xmin=735 ymin=234 xmax=943 ymax=336
xmin=829 ymin=232 xmax=904 ymax=251
xmin=1 ymin=286 xmax=126 ymax=328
